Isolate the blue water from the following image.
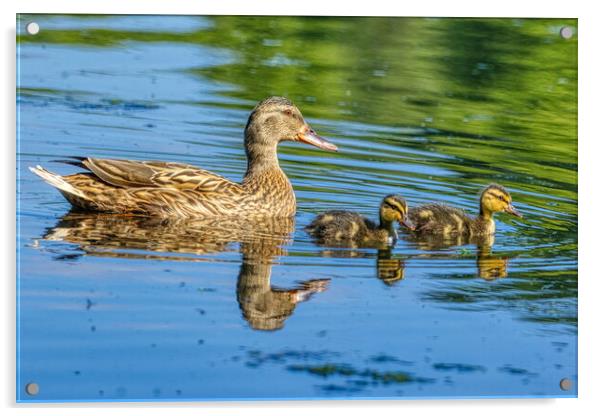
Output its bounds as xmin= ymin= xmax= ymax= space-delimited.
xmin=16 ymin=15 xmax=577 ymax=401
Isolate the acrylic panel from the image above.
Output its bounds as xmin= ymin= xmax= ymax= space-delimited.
xmin=16 ymin=15 xmax=577 ymax=402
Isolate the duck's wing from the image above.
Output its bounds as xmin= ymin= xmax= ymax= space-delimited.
xmin=76 ymin=157 xmax=244 ymax=193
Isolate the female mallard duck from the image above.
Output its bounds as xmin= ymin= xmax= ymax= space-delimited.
xmin=408 ymin=184 xmax=522 ymax=236
xmin=29 ymin=96 xmax=337 ymax=218
xmin=305 ymin=194 xmax=414 ymax=247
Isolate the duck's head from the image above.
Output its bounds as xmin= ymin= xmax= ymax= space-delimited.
xmin=244 ymin=97 xmax=337 ymax=162
xmin=380 ymin=194 xmax=414 ymax=230
xmin=479 ymin=184 xmax=522 ymax=218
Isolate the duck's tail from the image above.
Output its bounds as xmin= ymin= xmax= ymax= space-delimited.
xmin=29 ymin=165 xmax=88 ymax=200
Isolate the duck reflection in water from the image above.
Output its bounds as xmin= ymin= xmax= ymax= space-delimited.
xmin=237 ymin=258 xmax=329 ymax=331
xmin=307 ymin=245 xmax=407 ymax=286
xmin=42 ymin=212 xmax=330 ymax=331
xmin=404 ymin=233 xmax=511 ymax=280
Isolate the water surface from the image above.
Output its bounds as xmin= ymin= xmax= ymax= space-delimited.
xmin=17 ymin=15 xmax=577 ymax=401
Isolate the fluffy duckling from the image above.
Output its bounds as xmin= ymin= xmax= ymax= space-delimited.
xmin=408 ymin=184 xmax=522 ymax=237
xmin=305 ymin=195 xmax=414 ymax=247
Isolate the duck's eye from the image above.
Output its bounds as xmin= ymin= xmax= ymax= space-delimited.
xmin=283 ymin=109 xmax=293 ymax=117
xmin=498 ymin=195 xmax=505 ymax=201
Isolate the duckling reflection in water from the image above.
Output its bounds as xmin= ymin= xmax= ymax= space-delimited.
xmin=406 ymin=233 xmax=510 ymax=281
xmin=407 ymin=184 xmax=522 ymax=237
xmin=377 ymin=249 xmax=406 ymax=286
xmin=306 ymin=246 xmax=407 ymax=286
xmin=41 ymin=212 xmax=330 ymax=331
xmin=305 ymin=194 xmax=414 ymax=248
xmin=476 ymin=242 xmax=509 ymax=280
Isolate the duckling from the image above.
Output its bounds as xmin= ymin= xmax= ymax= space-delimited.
xmin=408 ymin=184 xmax=522 ymax=237
xmin=305 ymin=194 xmax=414 ymax=247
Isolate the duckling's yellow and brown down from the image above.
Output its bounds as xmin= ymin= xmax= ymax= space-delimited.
xmin=408 ymin=184 xmax=522 ymax=237
xmin=305 ymin=194 xmax=414 ymax=247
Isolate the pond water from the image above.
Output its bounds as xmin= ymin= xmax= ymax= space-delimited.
xmin=16 ymin=15 xmax=577 ymax=401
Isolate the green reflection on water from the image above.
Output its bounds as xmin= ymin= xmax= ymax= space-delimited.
xmin=18 ymin=16 xmax=577 ymax=200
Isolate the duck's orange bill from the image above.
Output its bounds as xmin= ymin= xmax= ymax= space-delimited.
xmin=505 ymin=204 xmax=523 ymax=218
xmin=297 ymin=128 xmax=338 ymax=152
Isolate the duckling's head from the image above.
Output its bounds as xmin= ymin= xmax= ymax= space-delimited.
xmin=479 ymin=184 xmax=522 ymax=218
xmin=380 ymin=194 xmax=415 ymax=230
xmin=244 ymin=97 xmax=337 ymax=163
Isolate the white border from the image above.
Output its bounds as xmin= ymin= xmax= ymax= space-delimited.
xmin=3 ymin=0 xmax=601 ymax=415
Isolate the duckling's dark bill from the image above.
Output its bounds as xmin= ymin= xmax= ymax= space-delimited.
xmin=505 ymin=204 xmax=523 ymax=218
xmin=401 ymin=218 xmax=415 ymax=231
xmin=297 ymin=129 xmax=338 ymax=151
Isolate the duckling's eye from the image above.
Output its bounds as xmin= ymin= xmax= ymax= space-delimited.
xmin=283 ymin=109 xmax=293 ymax=117
xmin=498 ymin=195 xmax=505 ymax=201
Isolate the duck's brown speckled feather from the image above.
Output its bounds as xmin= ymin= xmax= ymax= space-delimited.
xmin=82 ymin=158 xmax=244 ymax=193
xmin=32 ymin=160 xmax=294 ymax=218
